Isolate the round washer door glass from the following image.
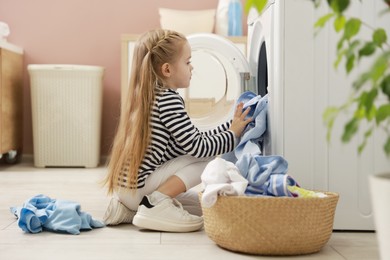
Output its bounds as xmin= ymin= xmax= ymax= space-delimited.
xmin=181 ymin=33 xmax=250 ymax=131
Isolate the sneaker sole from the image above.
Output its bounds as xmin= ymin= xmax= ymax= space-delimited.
xmin=103 ymin=199 xmax=135 ymax=225
xmin=132 ymin=214 xmax=203 ymax=233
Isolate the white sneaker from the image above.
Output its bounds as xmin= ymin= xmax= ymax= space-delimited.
xmin=103 ymin=198 xmax=136 ymax=225
xmin=132 ymin=196 xmax=203 ymax=232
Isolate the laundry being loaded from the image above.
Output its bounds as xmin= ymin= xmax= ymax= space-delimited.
xmin=202 ymin=91 xmax=327 ymax=207
xmin=10 ymin=194 xmax=105 ymax=234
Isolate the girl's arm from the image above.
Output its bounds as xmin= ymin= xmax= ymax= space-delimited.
xmin=203 ymin=121 xmax=232 ymax=136
xmin=159 ymin=92 xmax=235 ymax=157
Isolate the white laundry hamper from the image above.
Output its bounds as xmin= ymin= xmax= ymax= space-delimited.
xmin=28 ymin=64 xmax=104 ymax=168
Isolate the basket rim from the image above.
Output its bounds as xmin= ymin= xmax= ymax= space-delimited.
xmin=201 ymin=191 xmax=339 ymax=201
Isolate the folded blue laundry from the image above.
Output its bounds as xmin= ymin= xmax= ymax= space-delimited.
xmin=10 ymin=194 xmax=105 ymax=235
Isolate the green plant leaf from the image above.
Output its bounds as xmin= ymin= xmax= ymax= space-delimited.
xmin=353 ymin=72 xmax=371 ymax=90
xmin=358 ymin=141 xmax=366 ymax=154
xmin=341 ymin=35 xmax=360 ymax=73
xmin=342 ymin=118 xmax=359 ymax=142
xmin=364 ymin=127 xmax=374 ymax=138
xmin=346 ymin=53 xmax=355 ymax=73
xmin=312 ymin=0 xmax=322 ymax=8
xmin=337 ymin=36 xmax=345 ymax=51
xmin=373 ymin=28 xmax=387 ymax=47
xmin=349 ymin=39 xmax=361 ymax=50
xmin=315 ymin=13 xmax=334 ymax=28
xmin=323 ymin=107 xmax=340 ymax=141
xmin=368 ymin=105 xmax=377 ymax=121
xmin=358 ymin=127 xmax=374 ymax=154
xmin=385 ymin=137 xmax=390 ymax=157
xmin=371 ymin=55 xmax=388 ymax=82
xmin=376 ymin=104 xmax=390 ymax=125
xmin=358 ymin=91 xmax=368 ymax=108
xmin=354 ymin=107 xmax=366 ymax=119
xmin=334 ymin=15 xmax=346 ymax=32
xmin=343 ymin=18 xmax=361 ymax=40
xmin=323 ymin=107 xmax=339 ymax=122
xmin=358 ymin=42 xmax=376 ymax=59
xmin=380 ymin=74 xmax=390 ymax=100
xmin=355 ymin=89 xmax=377 ymax=121
xmin=334 ymin=48 xmax=346 ymax=68
xmin=358 ymin=138 xmax=367 ymax=154
xmin=244 ymin=0 xmax=253 ymax=14
xmin=327 ymin=0 xmax=350 ymax=14
xmin=245 ymin=0 xmax=267 ymax=14
xmin=365 ymin=88 xmax=378 ymax=112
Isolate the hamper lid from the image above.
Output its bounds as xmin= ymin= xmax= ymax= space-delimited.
xmin=27 ymin=64 xmax=104 ymax=72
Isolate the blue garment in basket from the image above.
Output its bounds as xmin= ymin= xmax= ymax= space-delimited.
xmin=236 ymin=154 xmax=296 ymax=196
xmin=223 ymin=91 xmax=295 ymax=197
xmin=10 ymin=194 xmax=105 ymax=234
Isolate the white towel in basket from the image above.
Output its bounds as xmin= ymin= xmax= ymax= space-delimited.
xmin=201 ymin=157 xmax=248 ymax=208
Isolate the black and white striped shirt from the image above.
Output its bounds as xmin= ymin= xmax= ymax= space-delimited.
xmin=120 ymin=88 xmax=236 ymax=189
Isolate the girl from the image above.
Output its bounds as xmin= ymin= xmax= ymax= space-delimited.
xmin=103 ymin=29 xmax=251 ymax=232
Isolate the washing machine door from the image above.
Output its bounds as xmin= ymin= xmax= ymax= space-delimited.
xmin=184 ymin=33 xmax=252 ymax=131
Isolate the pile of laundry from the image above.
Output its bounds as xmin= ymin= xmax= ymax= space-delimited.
xmin=10 ymin=194 xmax=104 ymax=234
xmin=201 ymin=92 xmax=327 ymax=208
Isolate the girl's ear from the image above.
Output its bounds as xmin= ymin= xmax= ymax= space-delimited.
xmin=161 ymin=63 xmax=171 ymax=77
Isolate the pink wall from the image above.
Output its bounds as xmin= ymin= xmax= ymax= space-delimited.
xmin=0 ymin=0 xmax=245 ymax=157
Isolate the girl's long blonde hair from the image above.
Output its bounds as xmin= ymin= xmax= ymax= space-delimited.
xmin=103 ymin=29 xmax=187 ymax=194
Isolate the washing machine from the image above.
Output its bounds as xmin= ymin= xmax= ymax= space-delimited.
xmin=183 ymin=0 xmax=378 ymax=231
xmin=183 ymin=0 xmax=278 ymax=155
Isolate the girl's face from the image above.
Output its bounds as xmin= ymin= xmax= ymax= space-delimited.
xmin=165 ymin=41 xmax=193 ymax=89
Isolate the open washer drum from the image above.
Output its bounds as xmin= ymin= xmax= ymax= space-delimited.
xmin=183 ymin=34 xmax=254 ymax=131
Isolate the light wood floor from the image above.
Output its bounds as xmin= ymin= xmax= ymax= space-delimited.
xmin=0 ymin=159 xmax=380 ymax=260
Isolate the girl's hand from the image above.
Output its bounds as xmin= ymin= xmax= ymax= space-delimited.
xmin=229 ymin=102 xmax=252 ymax=138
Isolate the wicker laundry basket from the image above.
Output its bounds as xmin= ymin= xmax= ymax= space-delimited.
xmin=200 ymin=192 xmax=339 ymax=256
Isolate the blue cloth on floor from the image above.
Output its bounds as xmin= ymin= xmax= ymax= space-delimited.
xmin=223 ymin=91 xmax=295 ymax=197
xmin=10 ymin=194 xmax=105 ymax=235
